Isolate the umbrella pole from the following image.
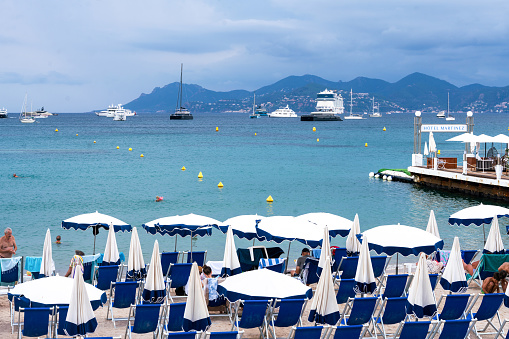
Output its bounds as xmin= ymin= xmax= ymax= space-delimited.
xmin=93 ymin=234 xmax=96 ymax=255
xmin=190 ymin=233 xmax=193 ymax=263
xmin=483 ymin=223 xmax=486 ymax=245
xmin=396 ymin=253 xmax=399 ymax=275
xmin=174 ymin=236 xmax=178 ymax=252
xmin=285 ymin=242 xmax=291 ymax=274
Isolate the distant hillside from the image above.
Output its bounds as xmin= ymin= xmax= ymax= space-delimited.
xmin=123 ymin=73 xmax=509 ymax=114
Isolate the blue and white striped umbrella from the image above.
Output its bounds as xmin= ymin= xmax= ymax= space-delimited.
xmin=127 ymin=227 xmax=146 ymax=281
xmin=216 ymin=214 xmax=266 ymax=240
xmin=255 ymin=216 xmax=324 ymax=248
xmin=484 ymin=216 xmax=505 ymax=254
xmin=346 ymin=214 xmax=362 ymax=255
xmin=142 ymin=213 xmax=217 ymax=237
xmin=220 ymin=226 xmax=242 ymax=277
xmin=142 ymin=240 xmax=166 ymax=303
xmin=183 ymin=262 xmax=211 ymax=331
xmin=308 ymin=256 xmax=340 ymax=325
xmin=440 ymin=237 xmax=468 ymax=293
xmin=317 ymin=226 xmax=331 ymax=276
xmin=406 ymin=253 xmax=437 ymax=318
xmin=64 ymin=267 xmax=97 ymax=336
xmin=449 ymin=204 xmax=509 ymax=226
xmin=354 ymin=234 xmax=376 ymax=294
xmin=297 ymin=212 xmax=352 ymax=238
xmin=102 ymin=224 xmax=121 ymax=266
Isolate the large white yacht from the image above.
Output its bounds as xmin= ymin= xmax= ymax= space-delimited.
xmin=301 ymin=89 xmax=344 ymax=121
xmin=268 ymin=105 xmax=298 ymax=118
xmin=0 ymin=108 xmax=7 ymax=118
xmin=96 ymin=104 xmax=134 ymax=118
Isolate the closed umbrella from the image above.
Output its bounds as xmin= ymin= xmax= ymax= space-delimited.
xmin=221 ymin=226 xmax=242 ymax=277
xmin=103 ymin=223 xmax=121 ymax=266
xmin=440 ymin=237 xmax=468 ymax=293
xmin=406 ymin=253 xmax=437 ymax=318
xmin=217 ymin=269 xmax=312 ymax=301
xmin=355 ymin=235 xmax=376 ymax=294
xmin=127 ymin=227 xmax=146 ymax=281
xmin=317 ymin=226 xmax=331 ymax=276
xmin=40 ymin=229 xmax=54 ymax=278
xmin=308 ymin=256 xmax=340 ymax=325
xmin=428 ymin=132 xmax=437 ymax=153
xmin=183 ymin=262 xmax=211 ymax=332
xmin=61 ymin=211 xmax=131 ymax=254
xmin=484 ymin=216 xmax=505 ymax=254
xmin=297 ymin=212 xmax=352 ymax=237
xmin=426 ymin=210 xmax=440 ymax=239
xmin=346 ymin=214 xmax=362 ymax=255
xmin=142 ymin=240 xmax=166 ymax=303
xmin=64 ymin=267 xmax=97 ymax=336
xmin=217 ymin=214 xmax=266 ymax=240
xmin=424 ymin=141 xmax=429 ymax=156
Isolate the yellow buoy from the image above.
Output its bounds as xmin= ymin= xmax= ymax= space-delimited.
xmin=383 ymin=127 xmax=386 ymax=131
xmin=313 ymin=127 xmax=316 ymax=132
xmin=76 ymin=133 xmax=78 ymax=136
xmin=116 ymin=146 xmax=119 ymax=149
xmin=266 ymin=195 xmax=274 ymax=202
xmin=255 ymin=132 xmax=257 ymax=136
xmin=93 ymin=141 xmax=96 ymax=144
xmin=216 ymin=127 xmax=219 ymax=132
xmin=437 ymin=150 xmax=441 ymax=155
xmin=128 ymin=148 xmax=132 ymax=151
xmin=55 ymin=129 xmax=58 ymax=132
xmin=198 ymin=172 xmax=203 ymax=179
xmin=365 ymin=143 xmax=368 ymax=147
xmin=218 ymin=181 xmax=223 ymax=188
xmin=140 ymin=154 xmax=144 ymax=158
xmin=181 ymin=166 xmax=186 ymax=171
xmin=317 ymin=138 xmax=320 ymax=142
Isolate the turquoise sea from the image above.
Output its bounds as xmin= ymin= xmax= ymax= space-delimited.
xmin=1 ymin=112 xmax=508 ymax=273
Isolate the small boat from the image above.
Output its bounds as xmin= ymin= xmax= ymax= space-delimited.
xmin=343 ymin=89 xmax=366 ymax=120
xmin=170 ymin=64 xmax=193 ymax=120
xmin=0 ymin=108 xmax=7 ymax=119
xmin=437 ymin=110 xmax=446 ymax=118
xmin=300 ymin=89 xmax=343 ymax=121
xmin=369 ymin=97 xmax=382 ymax=118
xmin=268 ymin=105 xmax=297 ymax=118
xmin=249 ymin=93 xmax=260 ymax=118
xmin=19 ymin=95 xmax=36 ymax=124
xmin=445 ymin=92 xmax=455 ymax=121
xmin=34 ymin=107 xmax=53 ymax=117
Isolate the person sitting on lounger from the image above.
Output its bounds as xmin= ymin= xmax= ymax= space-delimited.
xmin=482 ymin=271 xmax=508 ymax=293
xmin=291 ymin=248 xmax=311 ymax=277
xmin=463 ymin=259 xmax=481 ymax=276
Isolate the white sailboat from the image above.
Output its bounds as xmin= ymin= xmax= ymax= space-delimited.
xmin=343 ymin=89 xmax=365 ymax=120
xmin=19 ymin=95 xmax=35 ymax=123
xmin=445 ymin=92 xmax=455 ymax=121
xmin=249 ymin=93 xmax=260 ymax=118
xmin=369 ymin=97 xmax=382 ymax=118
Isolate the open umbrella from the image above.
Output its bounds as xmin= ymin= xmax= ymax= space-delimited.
xmin=406 ymin=253 xmax=437 ymax=318
xmin=308 ymin=256 xmax=340 ymax=325
xmin=296 ymin=212 xmax=352 ymax=237
xmin=183 ymin=262 xmax=211 ymax=332
xmin=484 ymin=216 xmax=505 ymax=254
xmin=426 ymin=210 xmax=440 ymax=239
xmin=8 ymin=276 xmax=106 ymax=309
xmin=102 ymin=223 xmax=121 ymax=266
xmin=40 ymin=229 xmax=54 ymax=278
xmin=346 ymin=214 xmax=362 ymax=255
xmin=440 ymin=237 xmax=468 ymax=293
xmin=221 ymin=226 xmax=242 ymax=277
xmin=62 ymin=211 xmax=131 ymax=254
xmin=142 ymin=240 xmax=166 ymax=303
xmin=216 ymin=214 xmax=266 ymax=240
xmin=355 ymin=235 xmax=376 ymax=294
xmin=64 ymin=266 xmax=97 ymax=336
xmin=127 ymin=227 xmax=146 ymax=281
xmin=217 ymin=269 xmax=312 ymax=301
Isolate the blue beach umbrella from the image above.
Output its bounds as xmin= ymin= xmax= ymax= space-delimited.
xmin=216 ymin=214 xmax=266 ymax=240
xmin=64 ymin=267 xmax=98 ymax=336
xmin=317 ymin=226 xmax=331 ymax=276
xmin=297 ymin=212 xmax=352 ymax=238
xmin=61 ymin=211 xmax=132 ymax=254
xmin=127 ymin=227 xmax=146 ymax=281
xmin=354 ymin=234 xmax=377 ymax=294
xmin=221 ymin=226 xmax=242 ymax=277
xmin=440 ymin=237 xmax=468 ymax=293
xmin=308 ymin=256 xmax=340 ymax=325
xmin=142 ymin=240 xmax=166 ymax=303
xmin=183 ymin=262 xmax=211 ymax=331
xmin=102 ymin=224 xmax=121 ymax=266
xmin=255 ymin=216 xmax=324 ymax=248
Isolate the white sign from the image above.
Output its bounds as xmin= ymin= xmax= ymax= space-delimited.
xmin=421 ymin=124 xmax=467 ymax=133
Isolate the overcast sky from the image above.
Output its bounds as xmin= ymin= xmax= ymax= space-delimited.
xmin=1 ymin=1 xmax=508 ymax=112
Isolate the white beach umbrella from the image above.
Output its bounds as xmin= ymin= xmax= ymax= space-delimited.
xmin=484 ymin=216 xmax=505 ymax=254
xmin=127 ymin=227 xmax=146 ymax=281
xmin=142 ymin=240 xmax=166 ymax=303
xmin=346 ymin=214 xmax=362 ymax=255
xmin=296 ymin=212 xmax=352 ymax=237
xmin=428 ymin=131 xmax=437 ymax=153
xmin=407 ymin=253 xmax=437 ymax=318
xmin=440 ymin=237 xmax=468 ymax=293
xmin=217 ymin=214 xmax=266 ymax=240
xmin=426 ymin=210 xmax=440 ymax=239
xmin=355 ymin=235 xmax=376 ymax=294
xmin=183 ymin=262 xmax=211 ymax=332
xmin=308 ymin=256 xmax=340 ymax=325
xmin=217 ymin=268 xmax=313 ymax=301
xmin=255 ymin=216 xmax=325 ymax=248
xmin=446 ymin=132 xmax=477 ymax=143
xmin=103 ymin=223 xmax=121 ymax=265
xmin=40 ymin=229 xmax=55 ymax=278
xmin=221 ymin=226 xmax=242 ymax=277
xmin=8 ymin=276 xmax=106 ymax=309
xmin=424 ymin=141 xmax=429 ymax=156
xmin=317 ymin=226 xmax=331 ymax=276
xmin=492 ymin=134 xmax=509 ymax=144
xmin=64 ymin=266 xmax=97 ymax=336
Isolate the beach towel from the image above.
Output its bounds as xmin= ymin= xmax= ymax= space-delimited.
xmin=258 ymin=258 xmax=285 ymax=269
xmin=24 ymin=256 xmax=42 ymax=273
xmin=0 ymin=257 xmax=21 ymax=283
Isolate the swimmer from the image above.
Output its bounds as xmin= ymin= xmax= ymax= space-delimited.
xmin=13 ymin=174 xmax=18 ymax=178
xmin=56 ymin=235 xmax=61 ymax=244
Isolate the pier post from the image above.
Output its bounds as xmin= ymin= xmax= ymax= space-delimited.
xmin=412 ymin=111 xmax=423 ymax=166
xmin=466 ymin=111 xmax=474 ymax=154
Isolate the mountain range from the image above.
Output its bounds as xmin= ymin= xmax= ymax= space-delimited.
xmin=124 ymin=72 xmax=509 ymax=114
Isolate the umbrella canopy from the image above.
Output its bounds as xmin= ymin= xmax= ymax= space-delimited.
xmin=492 ymin=134 xmax=509 ymax=144
xmin=440 ymin=237 xmax=468 ymax=293
xmin=361 ymin=224 xmax=444 ymax=256
xmin=426 ymin=210 xmax=440 ymax=239
xmin=216 ymin=214 xmax=266 ymax=240
xmin=103 ymin=223 xmax=121 ymax=265
xmin=428 ymin=131 xmax=437 ymax=153
xmin=449 ymin=204 xmax=509 ymax=226
xmin=296 ymin=212 xmax=352 ymax=237
xmin=255 ymin=216 xmax=324 ymax=248
xmin=346 ymin=214 xmax=362 ymax=255
xmin=64 ymin=266 xmax=97 ymax=336
xmin=217 ymin=268 xmax=313 ymax=301
xmin=446 ymin=132 xmax=478 ymax=142
xmin=221 ymin=226 xmax=242 ymax=277
xmin=355 ymin=235 xmax=376 ymax=294
xmin=406 ymin=253 xmax=437 ymax=318
xmin=127 ymin=227 xmax=146 ymax=281
xmin=142 ymin=213 xmax=218 ymax=237
xmin=308 ymin=256 xmax=340 ymax=325
xmin=142 ymin=240 xmax=166 ymax=303
xmin=40 ymin=229 xmax=54 ymax=278
xmin=8 ymin=276 xmax=106 ymax=309
xmin=484 ymin=216 xmax=505 ymax=254
xmin=317 ymin=226 xmax=331 ymax=276
xmin=424 ymin=141 xmax=429 ymax=156
xmin=474 ymin=134 xmax=495 ymax=143
xmin=183 ymin=262 xmax=211 ymax=332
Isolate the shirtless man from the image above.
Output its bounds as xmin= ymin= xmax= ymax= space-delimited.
xmin=0 ymin=228 xmax=17 ymax=258
xmin=482 ymin=271 xmax=508 ymax=293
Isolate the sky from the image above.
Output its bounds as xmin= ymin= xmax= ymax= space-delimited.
xmin=1 ymin=0 xmax=509 ymax=112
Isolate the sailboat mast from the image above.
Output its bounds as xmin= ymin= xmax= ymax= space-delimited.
xmin=350 ymin=89 xmax=353 ymax=115
xmin=372 ymin=97 xmax=375 ymax=115
xmin=447 ymin=92 xmax=450 ymax=117
xmin=179 ymin=63 xmax=183 ymax=110
xmin=253 ymin=93 xmax=256 ymax=114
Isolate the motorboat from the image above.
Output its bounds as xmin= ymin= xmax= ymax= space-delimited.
xmin=113 ymin=107 xmax=127 ymax=121
xmin=437 ymin=110 xmax=446 ymax=118
xmin=170 ymin=63 xmax=193 ymax=120
xmin=343 ymin=89 xmax=366 ymax=120
xmin=33 ymin=107 xmax=52 ymax=117
xmin=300 ymin=89 xmax=343 ymax=121
xmin=268 ymin=105 xmax=297 ymax=118
xmin=369 ymin=97 xmax=382 ymax=118
xmin=0 ymin=108 xmax=7 ymax=118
